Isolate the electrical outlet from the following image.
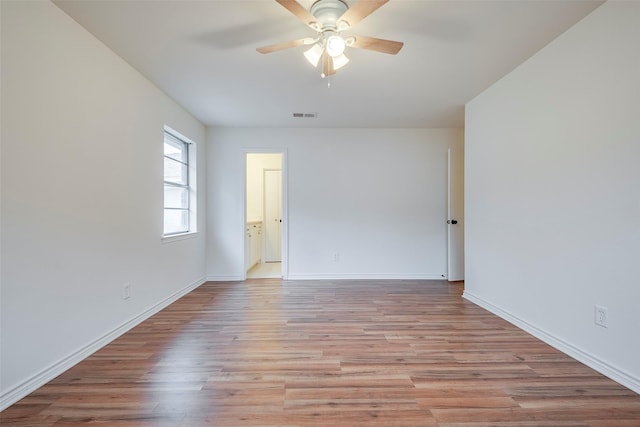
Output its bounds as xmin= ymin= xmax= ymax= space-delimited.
xmin=594 ymin=305 xmax=608 ymax=328
xmin=123 ymin=283 xmax=131 ymax=300
xmin=332 ymin=252 xmax=339 ymax=262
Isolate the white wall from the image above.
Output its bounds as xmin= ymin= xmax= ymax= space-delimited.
xmin=207 ymin=128 xmax=464 ymax=280
xmin=0 ymin=1 xmax=207 ymax=408
xmin=464 ymin=1 xmax=640 ymax=392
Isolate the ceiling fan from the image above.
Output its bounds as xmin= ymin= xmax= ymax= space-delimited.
xmin=257 ymin=0 xmax=403 ymax=78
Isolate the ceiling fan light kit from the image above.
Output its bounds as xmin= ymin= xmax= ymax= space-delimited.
xmin=326 ymin=34 xmax=346 ymax=57
xmin=331 ymin=53 xmax=349 ymax=69
xmin=304 ymin=43 xmax=324 ymax=67
xmin=257 ymin=0 xmax=403 ymax=79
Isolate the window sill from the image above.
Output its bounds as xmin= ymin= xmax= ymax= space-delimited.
xmin=162 ymin=231 xmax=198 ymax=244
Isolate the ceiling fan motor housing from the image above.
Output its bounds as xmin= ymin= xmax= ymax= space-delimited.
xmin=310 ymin=0 xmax=349 ymax=30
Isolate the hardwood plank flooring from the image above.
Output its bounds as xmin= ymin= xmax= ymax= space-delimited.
xmin=2 ymin=280 xmax=639 ymax=426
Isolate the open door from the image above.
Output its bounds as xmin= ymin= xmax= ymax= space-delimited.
xmin=447 ymin=148 xmax=464 ymax=281
xmin=263 ymin=169 xmax=282 ymax=262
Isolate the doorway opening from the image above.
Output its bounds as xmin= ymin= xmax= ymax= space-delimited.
xmin=245 ymin=152 xmax=286 ymax=279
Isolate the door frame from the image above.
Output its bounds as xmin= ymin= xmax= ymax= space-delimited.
xmin=242 ymin=149 xmax=288 ymax=279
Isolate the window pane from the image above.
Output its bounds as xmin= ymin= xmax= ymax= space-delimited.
xmin=163 ymin=129 xmax=194 ymax=237
xmin=164 ymin=185 xmax=188 ymax=209
xmin=164 ymin=157 xmax=187 ymax=185
xmin=164 ymin=137 xmax=187 ymax=162
xmin=164 ymin=209 xmax=189 ymax=235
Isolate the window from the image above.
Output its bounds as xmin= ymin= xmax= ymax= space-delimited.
xmin=163 ymin=129 xmax=195 ymax=236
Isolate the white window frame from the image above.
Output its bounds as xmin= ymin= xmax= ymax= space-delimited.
xmin=163 ymin=127 xmax=197 ymax=240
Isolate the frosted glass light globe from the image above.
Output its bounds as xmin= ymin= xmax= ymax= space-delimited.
xmin=326 ymin=35 xmax=346 ymax=57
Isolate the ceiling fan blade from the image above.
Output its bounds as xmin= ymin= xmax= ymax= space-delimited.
xmin=337 ymin=0 xmax=389 ymax=29
xmin=257 ymin=38 xmax=313 ymax=54
xmin=322 ymin=52 xmax=336 ymax=77
xmin=275 ymin=0 xmax=318 ymax=29
xmin=349 ymin=35 xmax=404 ymax=55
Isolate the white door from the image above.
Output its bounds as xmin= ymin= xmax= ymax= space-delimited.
xmin=264 ymin=169 xmax=282 ymax=262
xmin=447 ymin=148 xmax=465 ymax=281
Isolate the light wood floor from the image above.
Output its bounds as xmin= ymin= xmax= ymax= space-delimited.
xmin=247 ymin=262 xmax=282 ymax=279
xmin=2 ymin=280 xmax=639 ymax=426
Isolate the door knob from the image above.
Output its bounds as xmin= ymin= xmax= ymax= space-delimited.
xmin=447 ymin=220 xmax=458 ymax=225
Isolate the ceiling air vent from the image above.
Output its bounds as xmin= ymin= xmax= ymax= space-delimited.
xmin=293 ymin=112 xmax=318 ymax=118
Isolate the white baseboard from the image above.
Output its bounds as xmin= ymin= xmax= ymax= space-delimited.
xmin=206 ymin=275 xmax=243 ymax=281
xmin=463 ymin=290 xmax=640 ymax=394
xmin=0 ymin=277 xmax=206 ymax=411
xmin=206 ymin=274 xmax=447 ymax=282
xmin=286 ymin=273 xmax=446 ymax=280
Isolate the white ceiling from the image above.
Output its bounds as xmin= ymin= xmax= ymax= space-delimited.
xmin=53 ymin=0 xmax=603 ymax=128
